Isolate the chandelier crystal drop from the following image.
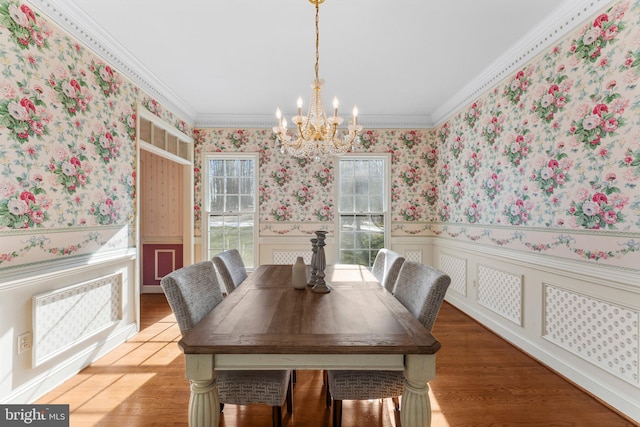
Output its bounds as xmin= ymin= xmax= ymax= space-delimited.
xmin=273 ymin=0 xmax=362 ymax=162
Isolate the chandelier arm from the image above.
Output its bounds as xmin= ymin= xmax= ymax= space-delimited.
xmin=296 ymin=122 xmax=310 ymax=143
xmin=274 ymin=0 xmax=361 ymax=162
xmin=330 ymin=123 xmax=338 ymax=140
xmin=343 ymin=132 xmax=358 ymax=147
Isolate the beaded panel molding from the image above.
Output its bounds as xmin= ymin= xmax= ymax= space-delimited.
xmin=404 ymin=250 xmax=422 ymax=263
xmin=543 ymin=284 xmax=639 ymax=385
xmin=477 ymin=265 xmax=523 ymax=325
xmin=33 ymin=273 xmax=122 ymax=366
xmin=439 ymin=253 xmax=467 ymax=296
xmin=272 ymin=251 xmax=312 ymax=265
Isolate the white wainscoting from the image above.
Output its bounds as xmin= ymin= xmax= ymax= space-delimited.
xmin=259 ymin=237 xmax=335 ymax=265
xmin=477 ymin=264 xmax=523 ymax=326
xmin=272 ymin=250 xmax=313 ymax=265
xmin=432 ymin=238 xmax=640 ymax=423
xmin=33 ymin=272 xmax=123 ymax=366
xmin=439 ymin=252 xmax=467 ymax=296
xmin=543 ymin=283 xmax=638 ymax=386
xmin=0 ymin=252 xmax=137 ymax=404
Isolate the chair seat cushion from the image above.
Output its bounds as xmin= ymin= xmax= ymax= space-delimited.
xmin=217 ymin=370 xmax=290 ymax=406
xmin=328 ymin=370 xmax=404 ymax=400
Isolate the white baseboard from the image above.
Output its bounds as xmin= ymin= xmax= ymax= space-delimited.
xmin=2 ymin=323 xmax=137 ymax=404
xmin=444 ymin=284 xmax=640 ymax=423
xmin=142 ymin=285 xmax=165 ymax=293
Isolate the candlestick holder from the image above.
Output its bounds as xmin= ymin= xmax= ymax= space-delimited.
xmin=308 ymin=238 xmax=318 ymax=287
xmin=311 ymin=230 xmax=330 ymax=293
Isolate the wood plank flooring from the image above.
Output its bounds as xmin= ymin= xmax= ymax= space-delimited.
xmin=36 ymin=293 xmax=636 ymax=426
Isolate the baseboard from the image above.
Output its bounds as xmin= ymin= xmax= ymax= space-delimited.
xmin=444 ymin=295 xmax=640 ymax=423
xmin=142 ymin=285 xmax=164 ymax=294
xmin=2 ymin=323 xmax=137 ymax=404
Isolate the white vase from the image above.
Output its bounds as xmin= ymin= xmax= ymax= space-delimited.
xmin=292 ymin=256 xmax=307 ymax=290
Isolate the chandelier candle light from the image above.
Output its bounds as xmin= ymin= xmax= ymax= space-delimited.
xmin=273 ymin=0 xmax=362 ymax=162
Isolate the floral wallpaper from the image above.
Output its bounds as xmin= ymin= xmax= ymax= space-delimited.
xmin=193 ymin=128 xmax=436 ymax=236
xmin=428 ymin=0 xmax=640 ymax=269
xmin=1 ymin=0 xmax=639 ymax=273
xmin=0 ymin=0 xmax=190 ymax=272
xmin=195 ymin=0 xmax=640 ymax=271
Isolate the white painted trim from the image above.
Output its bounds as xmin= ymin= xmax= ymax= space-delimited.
xmin=142 ymin=285 xmax=164 ymax=294
xmin=431 ymin=0 xmax=617 ymax=124
xmin=137 ymin=108 xmax=193 ymax=143
xmin=30 ymin=0 xmax=614 ymax=129
xmin=3 ymin=323 xmax=137 ymax=404
xmin=434 ymin=234 xmax=640 ymax=423
xmin=136 ymin=103 xmax=194 ymax=295
xmin=432 ymin=237 xmax=639 ymax=293
xmin=201 ymin=153 xmax=260 ymax=268
xmin=0 ymin=249 xmax=136 ymax=292
xmin=138 ymin=141 xmax=192 ymax=165
xmin=445 ymin=295 xmax=640 ymax=422
xmin=29 ymin=0 xmax=197 ymax=125
xmin=194 ymin=114 xmax=434 ymax=129
xmin=154 ymin=249 xmax=176 ymax=281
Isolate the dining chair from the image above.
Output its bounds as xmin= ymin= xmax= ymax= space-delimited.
xmin=212 ymin=248 xmax=248 ymax=295
xmin=160 ymin=261 xmax=292 ymax=427
xmin=326 ymin=261 xmax=451 ymax=427
xmin=371 ymin=248 xmax=406 ymax=293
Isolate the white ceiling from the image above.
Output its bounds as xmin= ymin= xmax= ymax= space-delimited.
xmin=33 ymin=0 xmax=611 ymax=128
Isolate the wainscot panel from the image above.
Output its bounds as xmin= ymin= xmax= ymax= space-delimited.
xmin=434 ymin=237 xmax=640 ymax=423
xmin=0 ymin=254 xmax=137 ymax=404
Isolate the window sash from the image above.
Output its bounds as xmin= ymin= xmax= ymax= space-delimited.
xmin=337 ymin=156 xmax=389 ymax=267
xmin=207 ymin=157 xmax=256 ymax=214
xmin=204 ymin=154 xmax=257 ymax=268
xmin=338 ymin=158 xmax=386 ymax=214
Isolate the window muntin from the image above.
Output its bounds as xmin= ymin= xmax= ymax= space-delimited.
xmin=338 ymin=157 xmax=388 ymax=267
xmin=204 ymin=155 xmax=257 ymax=268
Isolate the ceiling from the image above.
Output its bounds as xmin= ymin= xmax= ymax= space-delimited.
xmin=33 ymin=0 xmax=608 ymax=128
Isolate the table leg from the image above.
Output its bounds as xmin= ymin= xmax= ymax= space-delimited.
xmin=185 ymin=354 xmax=219 ymax=427
xmin=189 ymin=379 xmax=219 ymax=427
xmin=401 ymin=354 xmax=436 ymax=427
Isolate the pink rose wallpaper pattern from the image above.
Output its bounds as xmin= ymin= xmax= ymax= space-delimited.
xmin=194 ymin=1 xmax=639 ymax=270
xmin=0 ymin=0 xmax=192 ymax=270
xmin=1 ymin=0 xmax=639 ymax=272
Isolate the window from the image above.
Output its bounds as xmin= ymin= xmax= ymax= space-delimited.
xmin=204 ymin=154 xmax=258 ymax=268
xmin=338 ymin=156 xmax=389 ymax=267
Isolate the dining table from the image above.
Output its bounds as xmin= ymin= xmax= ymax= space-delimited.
xmin=178 ymin=263 xmax=441 ymax=427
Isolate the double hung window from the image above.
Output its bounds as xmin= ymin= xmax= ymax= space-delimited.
xmin=203 ymin=154 xmax=257 ymax=268
xmin=337 ymin=156 xmax=389 ymax=267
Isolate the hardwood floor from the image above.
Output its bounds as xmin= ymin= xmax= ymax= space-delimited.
xmin=36 ymin=293 xmax=635 ymax=426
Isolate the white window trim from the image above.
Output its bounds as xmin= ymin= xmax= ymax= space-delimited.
xmin=336 ymin=153 xmax=391 ymax=265
xmin=202 ymin=152 xmax=259 ymax=269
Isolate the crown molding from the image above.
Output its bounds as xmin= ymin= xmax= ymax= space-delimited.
xmin=194 ymin=114 xmax=433 ymax=129
xmin=431 ymin=0 xmax=617 ymax=125
xmin=31 ymin=0 xmax=615 ymax=130
xmin=30 ymin=0 xmax=197 ymax=126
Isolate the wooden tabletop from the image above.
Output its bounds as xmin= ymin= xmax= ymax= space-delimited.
xmin=178 ymin=264 xmax=440 ymax=356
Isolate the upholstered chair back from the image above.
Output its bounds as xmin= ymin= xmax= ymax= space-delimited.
xmin=393 ymin=261 xmax=451 ymax=331
xmin=160 ymin=261 xmax=223 ymax=334
xmin=212 ymin=249 xmax=248 ymax=295
xmin=371 ymin=248 xmax=405 ymax=293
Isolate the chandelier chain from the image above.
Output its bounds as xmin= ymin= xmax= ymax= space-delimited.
xmin=273 ymin=0 xmax=362 ymax=162
xmin=315 ymin=1 xmax=320 ymax=82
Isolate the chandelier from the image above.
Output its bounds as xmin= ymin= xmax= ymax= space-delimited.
xmin=273 ymin=0 xmax=362 ymax=162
